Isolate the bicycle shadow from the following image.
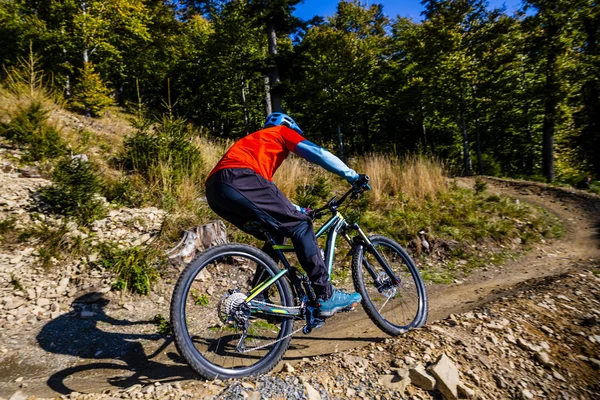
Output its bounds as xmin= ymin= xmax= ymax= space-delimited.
xmin=37 ymin=292 xmax=196 ymax=394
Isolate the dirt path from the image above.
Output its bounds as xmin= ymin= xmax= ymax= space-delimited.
xmin=1 ymin=177 xmax=599 ymax=399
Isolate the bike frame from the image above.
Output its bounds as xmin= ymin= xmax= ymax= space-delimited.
xmin=244 ymin=204 xmax=400 ymax=319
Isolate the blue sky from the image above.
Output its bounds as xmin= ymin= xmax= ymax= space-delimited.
xmin=293 ymin=0 xmax=524 ymax=22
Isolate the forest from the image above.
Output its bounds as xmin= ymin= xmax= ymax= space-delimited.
xmin=0 ymin=0 xmax=599 ymax=183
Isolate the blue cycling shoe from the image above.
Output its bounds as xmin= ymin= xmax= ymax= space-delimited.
xmin=317 ymin=289 xmax=362 ymax=317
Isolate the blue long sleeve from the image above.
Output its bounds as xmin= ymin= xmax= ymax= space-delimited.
xmin=294 ymin=140 xmax=359 ymax=183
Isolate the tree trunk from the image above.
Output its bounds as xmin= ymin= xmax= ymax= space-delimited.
xmin=583 ymin=18 xmax=600 ymax=179
xmin=241 ymin=76 xmax=249 ymax=135
xmin=264 ymin=76 xmax=272 ymax=116
xmin=542 ymin=45 xmax=559 ymax=182
xmin=475 ymin=102 xmax=482 ymax=175
xmin=266 ymin=21 xmax=282 ymax=112
xmin=459 ymin=86 xmax=472 ymax=176
xmin=337 ymin=124 xmax=345 ymax=161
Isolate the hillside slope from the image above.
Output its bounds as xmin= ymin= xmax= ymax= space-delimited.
xmin=0 ymin=164 xmax=599 ymax=400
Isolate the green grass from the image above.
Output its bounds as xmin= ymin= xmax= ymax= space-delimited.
xmin=99 ymin=244 xmax=162 ymax=295
xmin=10 ymin=274 xmax=24 ymax=292
xmin=357 ymin=186 xmax=563 ymax=283
xmin=152 ymin=314 xmax=172 ymax=335
xmin=16 ymin=219 xmax=90 ymax=270
xmin=191 ymin=290 xmax=210 ymax=306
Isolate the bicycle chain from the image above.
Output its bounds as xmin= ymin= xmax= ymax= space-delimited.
xmin=239 ymin=301 xmax=305 ymax=353
xmin=240 ymin=324 xmax=306 ymax=353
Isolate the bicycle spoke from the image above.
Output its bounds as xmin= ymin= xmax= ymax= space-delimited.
xmin=354 ymin=236 xmax=428 ymax=335
xmin=176 ymin=249 xmax=292 ymax=373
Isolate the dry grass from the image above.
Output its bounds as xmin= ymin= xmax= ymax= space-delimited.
xmin=190 ymin=138 xmax=446 ymax=205
xmin=356 ymin=153 xmax=447 ymax=204
xmin=274 ymin=155 xmax=328 ymax=199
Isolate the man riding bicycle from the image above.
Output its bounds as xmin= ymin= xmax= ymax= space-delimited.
xmin=205 ymin=112 xmax=363 ymax=317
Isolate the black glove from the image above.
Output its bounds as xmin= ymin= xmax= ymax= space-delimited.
xmin=354 ymin=174 xmax=370 ymax=189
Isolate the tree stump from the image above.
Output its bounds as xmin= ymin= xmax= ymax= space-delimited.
xmin=166 ymin=220 xmax=228 ymax=265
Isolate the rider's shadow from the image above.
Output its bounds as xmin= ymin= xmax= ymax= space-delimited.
xmin=37 ymin=292 xmax=197 ymax=394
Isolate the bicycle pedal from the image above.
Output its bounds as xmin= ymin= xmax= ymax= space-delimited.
xmin=303 ymin=318 xmax=325 ymax=334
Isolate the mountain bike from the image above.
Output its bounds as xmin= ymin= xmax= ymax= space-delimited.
xmin=170 ymin=176 xmax=428 ymax=379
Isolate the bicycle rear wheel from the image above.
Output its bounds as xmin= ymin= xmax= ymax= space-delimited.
xmin=170 ymin=243 xmax=294 ymax=379
xmin=352 ymin=235 xmax=428 ymax=336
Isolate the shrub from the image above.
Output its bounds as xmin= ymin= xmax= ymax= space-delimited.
xmin=474 ymin=177 xmax=487 ymax=194
xmin=121 ymin=116 xmax=202 ymax=209
xmin=18 ymin=220 xmax=89 ymax=269
xmin=99 ymin=244 xmax=162 ymax=295
xmin=103 ymin=176 xmax=147 ymax=208
xmin=39 ymin=157 xmax=107 ymax=225
xmin=295 ymin=175 xmax=331 ymax=208
xmin=479 ymin=153 xmax=502 ymax=176
xmin=70 ymin=62 xmax=114 ymax=117
xmin=152 ymin=314 xmax=172 ymax=335
xmin=0 ymin=102 xmax=67 ymax=161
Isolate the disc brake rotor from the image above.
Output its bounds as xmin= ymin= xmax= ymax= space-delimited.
xmin=377 ymin=271 xmax=397 ymax=298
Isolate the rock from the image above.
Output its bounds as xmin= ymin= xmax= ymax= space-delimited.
xmin=343 ymin=354 xmax=369 ymax=368
xmin=517 ymin=338 xmax=542 ymax=353
xmin=377 ymin=375 xmax=411 ymax=394
xmin=9 ymin=255 xmax=22 ymax=264
xmin=303 ymin=381 xmax=321 ymax=400
xmin=552 ymin=370 xmax=566 ymax=382
xmin=391 ymin=367 xmax=410 ymax=379
xmin=282 ymin=363 xmax=295 ymax=373
xmin=5 ymin=298 xmax=25 ymax=311
xmin=8 ymin=391 xmax=27 ymax=400
xmin=428 ymin=354 xmax=459 ymax=400
xmin=37 ymin=298 xmax=50 ymax=307
xmin=540 ymin=325 xmax=554 ymax=335
xmin=520 ymin=389 xmax=534 ymax=399
xmin=457 ymin=382 xmax=475 ymax=399
xmin=246 ymin=391 xmax=261 ymax=400
xmin=535 ymin=351 xmax=554 ymax=367
xmin=409 ymin=364 xmax=436 ymax=391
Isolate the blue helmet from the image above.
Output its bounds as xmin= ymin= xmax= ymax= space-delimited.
xmin=263 ymin=112 xmax=303 ymax=135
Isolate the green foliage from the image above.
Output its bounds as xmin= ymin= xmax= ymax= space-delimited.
xmin=39 ymin=157 xmax=107 ymax=225
xmin=120 ymin=116 xmax=202 ymax=208
xmin=0 ymin=102 xmax=67 ymax=161
xmin=0 ymin=218 xmax=15 ymax=236
xmin=70 ymin=62 xmax=114 ymax=117
xmin=103 ymin=176 xmax=147 ymax=208
xmin=18 ymin=219 xmax=89 ymax=270
xmin=474 ymin=178 xmax=487 ymax=194
xmin=10 ymin=274 xmax=24 ymax=292
xmin=191 ymin=290 xmax=210 ymax=306
xmin=152 ymin=314 xmax=172 ymax=335
xmin=294 ymin=176 xmax=331 ymax=208
xmin=359 ymin=186 xmax=563 ymax=281
xmin=99 ymin=244 xmax=161 ymax=295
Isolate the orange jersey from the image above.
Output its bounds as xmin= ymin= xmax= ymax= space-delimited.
xmin=208 ymin=126 xmax=305 ymax=182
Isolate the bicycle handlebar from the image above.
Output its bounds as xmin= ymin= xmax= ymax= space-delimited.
xmin=310 ymin=175 xmax=371 ymax=219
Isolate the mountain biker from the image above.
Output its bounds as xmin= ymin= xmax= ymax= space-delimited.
xmin=205 ymin=112 xmax=363 ymax=317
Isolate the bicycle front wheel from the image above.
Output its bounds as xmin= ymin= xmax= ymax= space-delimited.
xmin=352 ymin=235 xmax=428 ymax=336
xmin=170 ymin=243 xmax=294 ymax=379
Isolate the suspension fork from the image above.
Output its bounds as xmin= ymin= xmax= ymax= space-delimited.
xmin=346 ymin=224 xmax=400 ymax=285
